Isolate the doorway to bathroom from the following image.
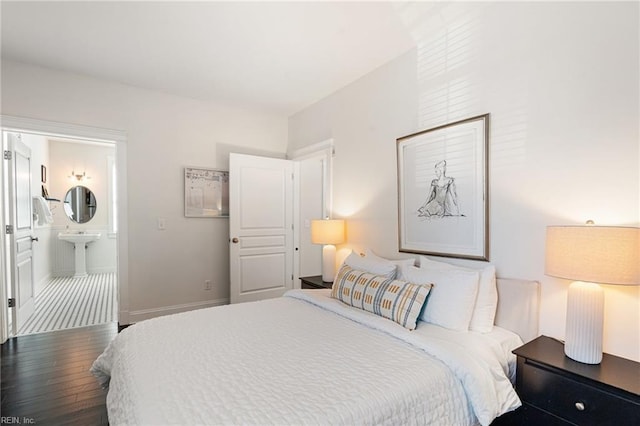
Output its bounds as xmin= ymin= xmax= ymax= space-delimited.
xmin=1 ymin=117 xmax=126 ymax=340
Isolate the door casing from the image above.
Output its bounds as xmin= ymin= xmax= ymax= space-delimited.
xmin=290 ymin=139 xmax=334 ymax=283
xmin=0 ymin=115 xmax=128 ymax=343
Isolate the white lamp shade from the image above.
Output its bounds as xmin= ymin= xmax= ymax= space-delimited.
xmin=545 ymin=225 xmax=640 ymax=364
xmin=545 ymin=226 xmax=640 ymax=285
xmin=311 ymin=219 xmax=345 ymax=245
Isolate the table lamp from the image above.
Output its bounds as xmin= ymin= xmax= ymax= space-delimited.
xmin=545 ymin=224 xmax=639 ymax=364
xmin=311 ymin=219 xmax=345 ymax=282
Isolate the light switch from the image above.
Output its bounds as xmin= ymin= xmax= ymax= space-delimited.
xmin=158 ymin=217 xmax=166 ymax=230
xmin=304 ymin=219 xmax=310 ymax=228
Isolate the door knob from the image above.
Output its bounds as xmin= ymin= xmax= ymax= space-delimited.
xmin=31 ymin=236 xmax=39 ymax=242
xmin=231 ymin=237 xmax=239 ymax=243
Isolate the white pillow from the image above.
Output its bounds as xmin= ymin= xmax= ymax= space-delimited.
xmin=402 ymin=265 xmax=480 ymax=331
xmin=419 ymin=256 xmax=497 ymax=333
xmin=364 ymin=249 xmax=415 ymax=280
xmin=344 ymin=250 xmax=396 ymax=279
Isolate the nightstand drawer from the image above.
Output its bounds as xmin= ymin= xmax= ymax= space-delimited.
xmin=520 ymin=360 xmax=640 ymax=425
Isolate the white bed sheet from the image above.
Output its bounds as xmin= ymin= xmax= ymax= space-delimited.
xmin=92 ymin=289 xmax=521 ymax=426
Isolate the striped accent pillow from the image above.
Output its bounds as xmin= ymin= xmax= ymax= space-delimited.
xmin=331 ymin=264 xmax=432 ymax=330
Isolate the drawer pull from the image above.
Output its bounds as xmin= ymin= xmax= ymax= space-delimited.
xmin=575 ymin=402 xmax=586 ymax=411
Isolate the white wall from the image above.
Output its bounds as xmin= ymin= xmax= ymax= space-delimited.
xmin=289 ymin=2 xmax=640 ymax=361
xmin=2 ymin=60 xmax=288 ymax=320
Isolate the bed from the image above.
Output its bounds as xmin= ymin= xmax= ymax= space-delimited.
xmin=92 ymin=257 xmax=539 ymax=426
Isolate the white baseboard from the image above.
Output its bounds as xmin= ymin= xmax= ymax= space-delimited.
xmin=34 ymin=273 xmax=52 ymax=297
xmin=125 ymin=298 xmax=230 ymax=324
xmin=53 ymin=267 xmax=117 ymax=278
xmin=88 ymin=266 xmax=117 ymax=274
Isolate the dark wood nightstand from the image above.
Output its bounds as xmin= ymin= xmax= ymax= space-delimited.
xmin=299 ymin=275 xmax=333 ymax=290
xmin=510 ymin=335 xmax=640 ymax=425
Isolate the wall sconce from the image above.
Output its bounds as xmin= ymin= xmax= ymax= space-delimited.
xmin=545 ymin=223 xmax=639 ymax=364
xmin=311 ymin=219 xmax=345 ymax=282
xmin=69 ymin=170 xmax=90 ymax=182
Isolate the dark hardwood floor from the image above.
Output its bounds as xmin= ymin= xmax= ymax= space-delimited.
xmin=1 ymin=323 xmax=117 ymax=425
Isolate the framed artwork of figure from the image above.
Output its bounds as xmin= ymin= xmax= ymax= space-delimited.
xmin=396 ymin=114 xmax=489 ymax=260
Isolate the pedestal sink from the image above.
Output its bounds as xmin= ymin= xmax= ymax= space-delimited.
xmin=58 ymin=232 xmax=101 ymax=278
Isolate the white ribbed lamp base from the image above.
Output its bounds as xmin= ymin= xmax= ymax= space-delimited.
xmin=321 ymin=244 xmax=337 ymax=282
xmin=564 ymin=281 xmax=604 ymax=364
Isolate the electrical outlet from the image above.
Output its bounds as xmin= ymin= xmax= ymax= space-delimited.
xmin=204 ymin=280 xmax=212 ymax=290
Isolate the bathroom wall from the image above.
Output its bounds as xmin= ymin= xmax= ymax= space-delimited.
xmin=48 ymin=139 xmax=117 ymax=276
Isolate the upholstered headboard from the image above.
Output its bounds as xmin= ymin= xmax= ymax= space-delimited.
xmin=494 ymin=278 xmax=540 ymax=343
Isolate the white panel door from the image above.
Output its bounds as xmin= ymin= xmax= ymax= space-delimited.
xmin=229 ymin=154 xmax=294 ymax=304
xmin=6 ymin=132 xmax=35 ymax=334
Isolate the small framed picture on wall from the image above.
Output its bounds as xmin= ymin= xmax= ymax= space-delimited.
xmin=184 ymin=167 xmax=229 ymax=218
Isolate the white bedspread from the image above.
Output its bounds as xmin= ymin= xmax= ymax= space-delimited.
xmin=92 ymin=289 xmax=521 ymax=425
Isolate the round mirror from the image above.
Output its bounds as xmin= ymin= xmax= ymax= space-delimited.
xmin=64 ymin=186 xmax=97 ymax=224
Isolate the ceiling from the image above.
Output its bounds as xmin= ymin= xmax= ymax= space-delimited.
xmin=1 ymin=1 xmax=426 ymax=116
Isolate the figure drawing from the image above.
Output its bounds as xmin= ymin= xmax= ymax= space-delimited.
xmin=417 ymin=160 xmax=464 ymax=218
